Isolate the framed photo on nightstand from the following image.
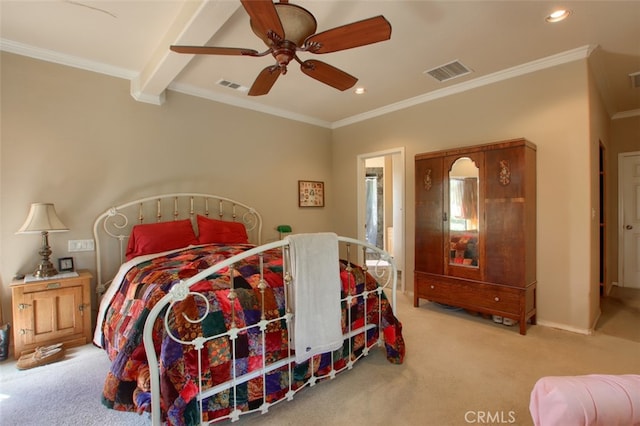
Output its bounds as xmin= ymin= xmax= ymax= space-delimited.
xmin=58 ymin=257 xmax=74 ymax=272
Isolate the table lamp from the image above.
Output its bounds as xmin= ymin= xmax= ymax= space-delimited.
xmin=17 ymin=203 xmax=69 ymax=278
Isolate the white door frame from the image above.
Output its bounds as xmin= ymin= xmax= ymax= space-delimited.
xmin=357 ymin=147 xmax=406 ymax=292
xmin=617 ymin=150 xmax=640 ymax=288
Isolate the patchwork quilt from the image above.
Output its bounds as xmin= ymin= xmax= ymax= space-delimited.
xmin=99 ymin=244 xmax=405 ymax=425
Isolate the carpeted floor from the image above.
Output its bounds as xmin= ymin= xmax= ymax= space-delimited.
xmin=595 ymin=286 xmax=640 ymax=342
xmin=0 ymin=289 xmax=638 ymax=426
xmin=0 ymin=344 xmax=149 ymax=426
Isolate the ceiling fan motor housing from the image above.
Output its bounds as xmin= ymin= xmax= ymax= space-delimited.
xmin=272 ymin=41 xmax=299 ymax=73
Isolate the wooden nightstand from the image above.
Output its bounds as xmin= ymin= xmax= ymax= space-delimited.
xmin=10 ymin=270 xmax=92 ymax=359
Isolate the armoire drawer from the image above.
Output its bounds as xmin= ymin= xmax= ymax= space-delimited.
xmin=415 ymin=273 xmax=520 ymax=315
xmin=415 ymin=274 xmax=456 ymax=305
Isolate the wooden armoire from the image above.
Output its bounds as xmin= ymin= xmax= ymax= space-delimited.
xmin=414 ymin=138 xmax=536 ymax=335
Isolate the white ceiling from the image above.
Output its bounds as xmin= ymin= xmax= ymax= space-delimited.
xmin=2 ymin=1 xmax=639 ymax=128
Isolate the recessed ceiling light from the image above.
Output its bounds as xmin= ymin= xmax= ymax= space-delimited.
xmin=354 ymin=87 xmax=366 ymax=95
xmin=546 ymin=9 xmax=571 ymax=23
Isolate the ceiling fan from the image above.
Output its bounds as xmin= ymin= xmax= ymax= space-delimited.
xmin=170 ymin=0 xmax=392 ymax=96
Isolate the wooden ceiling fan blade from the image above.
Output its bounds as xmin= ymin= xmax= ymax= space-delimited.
xmin=241 ymin=0 xmax=284 ymax=41
xmin=304 ymin=16 xmax=391 ymax=54
xmin=300 ymin=59 xmax=357 ymax=91
xmin=248 ymin=66 xmax=281 ymax=96
xmin=170 ymin=46 xmax=259 ymax=56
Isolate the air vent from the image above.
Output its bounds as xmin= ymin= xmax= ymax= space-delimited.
xmin=630 ymin=71 xmax=640 ymax=89
xmin=424 ymin=60 xmax=472 ymax=82
xmin=216 ymin=79 xmax=249 ymax=92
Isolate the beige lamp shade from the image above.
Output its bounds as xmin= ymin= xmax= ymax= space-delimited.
xmin=17 ymin=203 xmax=69 ymax=278
xmin=250 ymin=3 xmax=317 ymax=46
xmin=17 ymin=203 xmax=69 ymax=234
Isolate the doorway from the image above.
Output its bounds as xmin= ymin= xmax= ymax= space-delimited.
xmin=357 ymin=148 xmax=405 ymax=291
xmin=595 ymin=149 xmax=640 ymax=342
xmin=618 ymin=151 xmax=640 ymax=289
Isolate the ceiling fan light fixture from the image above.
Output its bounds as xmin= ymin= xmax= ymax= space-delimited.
xmin=251 ymin=3 xmax=317 ymax=46
xmin=175 ymin=1 xmax=391 ymax=96
xmin=545 ymin=9 xmax=571 ymax=23
xmin=354 ymin=87 xmax=366 ymax=95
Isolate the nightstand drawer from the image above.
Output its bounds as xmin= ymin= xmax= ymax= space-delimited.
xmin=18 ymin=276 xmax=85 ymax=293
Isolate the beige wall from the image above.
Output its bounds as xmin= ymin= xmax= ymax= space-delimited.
xmin=587 ymin=62 xmax=612 ymax=328
xmin=1 ymin=51 xmax=628 ymax=336
xmin=0 ymin=53 xmax=334 ymax=324
xmin=332 ymin=60 xmax=597 ymax=333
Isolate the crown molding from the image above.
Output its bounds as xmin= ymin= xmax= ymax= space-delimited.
xmin=1 ymin=38 xmax=136 ymax=80
xmin=331 ymin=45 xmax=595 ymax=129
xmin=612 ymin=108 xmax=640 ymax=120
xmin=0 ymin=38 xmax=332 ymax=127
xmin=5 ymin=41 xmax=631 ymax=126
xmin=167 ymin=82 xmax=332 ymax=128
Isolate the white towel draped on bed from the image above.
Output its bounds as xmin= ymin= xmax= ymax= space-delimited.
xmin=285 ymin=232 xmax=342 ymax=363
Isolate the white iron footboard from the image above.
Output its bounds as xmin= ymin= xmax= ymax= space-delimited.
xmin=142 ymin=236 xmax=397 ymax=425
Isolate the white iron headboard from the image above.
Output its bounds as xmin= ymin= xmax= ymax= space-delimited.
xmin=92 ymin=193 xmax=263 ymax=297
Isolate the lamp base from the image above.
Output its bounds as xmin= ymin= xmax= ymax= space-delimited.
xmin=32 ymin=230 xmax=58 ymax=278
xmin=33 ymin=261 xmax=59 ymax=278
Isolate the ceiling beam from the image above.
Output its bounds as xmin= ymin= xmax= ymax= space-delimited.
xmin=130 ymin=0 xmax=241 ymax=105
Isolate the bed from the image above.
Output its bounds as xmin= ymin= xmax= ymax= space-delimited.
xmin=92 ymin=193 xmax=405 ymax=425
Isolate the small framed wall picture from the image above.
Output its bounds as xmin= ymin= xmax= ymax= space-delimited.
xmin=298 ymin=180 xmax=325 ymax=207
xmin=58 ymin=257 xmax=74 ymax=272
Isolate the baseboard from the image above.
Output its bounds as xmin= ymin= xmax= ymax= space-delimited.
xmin=408 ymin=292 xmax=597 ymax=336
xmin=536 ymin=319 xmax=593 ymax=335
xmin=590 ymin=310 xmax=602 ymax=332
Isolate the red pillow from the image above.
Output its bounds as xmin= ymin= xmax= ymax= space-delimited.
xmin=197 ymin=215 xmax=249 ymax=245
xmin=125 ymin=219 xmax=198 ymax=260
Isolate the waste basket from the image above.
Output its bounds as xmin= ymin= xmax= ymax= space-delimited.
xmin=0 ymin=323 xmax=10 ymax=361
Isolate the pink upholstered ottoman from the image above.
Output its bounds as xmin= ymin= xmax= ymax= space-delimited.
xmin=530 ymin=374 xmax=640 ymax=425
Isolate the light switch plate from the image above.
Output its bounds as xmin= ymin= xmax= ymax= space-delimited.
xmin=68 ymin=239 xmax=95 ymax=252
